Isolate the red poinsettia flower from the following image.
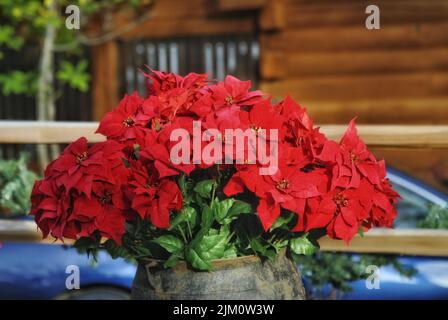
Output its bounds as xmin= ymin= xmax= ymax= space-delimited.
xmin=90 ymin=139 xmax=131 ymax=185
xmin=317 ymin=119 xmax=383 ymax=191
xmin=46 ymin=137 xmax=110 ymax=196
xmin=96 ymin=92 xmax=151 ymax=144
xmin=299 ymin=178 xmax=374 ymax=243
xmin=142 ymin=70 xmax=208 ymax=122
xmin=44 ymin=138 xmax=129 ymax=197
xmin=369 ymin=178 xmax=399 ymax=228
xmin=145 ymin=69 xmax=207 ymax=95
xmin=276 ymin=96 xmax=327 ymax=157
xmin=190 ymin=75 xmax=264 ymax=128
xmin=210 ymin=75 xmax=264 ymax=109
xmin=72 ymin=181 xmax=127 ymax=244
xmin=225 ymin=161 xmax=328 ymax=231
xmin=240 ymin=99 xmax=284 ymax=136
xmin=125 ymin=162 xmax=182 ymax=228
xmin=139 ymin=121 xmax=196 ymax=178
xmin=30 ymin=179 xmax=79 ymax=240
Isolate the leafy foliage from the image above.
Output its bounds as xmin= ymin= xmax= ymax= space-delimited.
xmin=0 ymin=0 xmax=143 ymax=96
xmin=56 ymin=59 xmax=90 ymax=92
xmin=0 ymin=26 xmax=24 ymax=51
xmin=293 ymin=252 xmax=417 ymax=296
xmin=418 ymin=205 xmax=448 ymax=229
xmin=0 ymin=153 xmax=38 ymax=215
xmin=0 ymin=71 xmax=36 ymax=96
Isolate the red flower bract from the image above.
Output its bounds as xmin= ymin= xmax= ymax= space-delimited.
xmin=31 ymin=69 xmax=400 ymax=245
xmin=96 ymin=92 xmax=150 ymax=146
xmin=126 ymin=162 xmax=183 ymax=228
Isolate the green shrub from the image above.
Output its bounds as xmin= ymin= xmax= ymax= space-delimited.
xmin=0 ymin=153 xmax=38 ymax=215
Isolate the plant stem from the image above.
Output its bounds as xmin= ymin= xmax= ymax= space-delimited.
xmin=177 ymin=226 xmax=188 ymax=244
xmin=186 ymin=219 xmax=193 ymax=239
xmin=227 ymin=230 xmax=236 ymax=242
xmin=210 ymin=181 xmax=216 ymax=207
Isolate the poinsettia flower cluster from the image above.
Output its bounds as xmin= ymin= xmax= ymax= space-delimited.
xmin=31 ymin=69 xmax=399 ymax=245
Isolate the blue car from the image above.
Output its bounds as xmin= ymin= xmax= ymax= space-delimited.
xmin=0 ymin=168 xmax=447 ymax=299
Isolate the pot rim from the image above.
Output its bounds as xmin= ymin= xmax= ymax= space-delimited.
xmin=138 ymin=249 xmax=287 ymax=271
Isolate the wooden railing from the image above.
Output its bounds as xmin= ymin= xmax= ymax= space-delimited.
xmin=1 ymin=120 xmax=448 ymax=256
xmin=2 ymin=121 xmax=448 ymax=148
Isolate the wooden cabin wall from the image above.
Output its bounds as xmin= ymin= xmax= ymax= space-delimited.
xmin=260 ymin=0 xmax=448 ymax=125
xmin=259 ymin=0 xmax=448 ymax=193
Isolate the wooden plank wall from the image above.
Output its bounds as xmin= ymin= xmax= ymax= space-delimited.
xmin=260 ymin=0 xmax=448 ymax=125
xmin=259 ymin=0 xmax=448 ymax=193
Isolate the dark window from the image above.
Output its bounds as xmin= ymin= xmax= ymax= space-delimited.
xmin=391 ymin=182 xmax=433 ymax=229
xmin=119 ymin=34 xmax=259 ymax=96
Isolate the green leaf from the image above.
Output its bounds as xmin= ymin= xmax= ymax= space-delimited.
xmin=185 ymin=248 xmax=213 ymax=271
xmin=177 ymin=174 xmax=191 ymax=198
xmin=0 ymin=71 xmax=35 ymax=95
xmin=0 ymin=26 xmax=24 ymax=50
xmin=169 ymin=206 xmax=197 ymax=231
xmin=270 ymin=211 xmax=294 ymax=231
xmin=214 ymin=198 xmax=235 ymax=223
xmin=358 ymin=226 xmax=365 ymax=237
xmin=227 ymin=199 xmax=252 ymax=215
xmin=56 ymin=60 xmax=90 ymax=92
xmin=201 ymin=205 xmax=214 ymax=228
xmin=271 ymin=239 xmax=289 ymax=253
xmin=164 ymin=252 xmax=182 ymax=268
xmin=223 ymin=246 xmax=238 ymax=258
xmin=104 ymin=239 xmax=132 ymax=260
xmin=208 ymin=228 xmax=220 ymax=236
xmin=133 ymin=144 xmax=140 ymax=159
xmin=121 ymin=157 xmax=130 ymax=168
xmin=249 ymin=238 xmax=275 ymax=259
xmin=193 ymin=179 xmax=215 ymax=198
xmin=154 ymin=119 xmax=161 ymax=132
xmin=290 ymin=234 xmax=318 ymax=256
xmin=152 ymin=235 xmax=184 ymax=253
xmin=213 ymin=198 xmax=252 ymax=225
xmin=197 ymin=233 xmax=228 ymax=260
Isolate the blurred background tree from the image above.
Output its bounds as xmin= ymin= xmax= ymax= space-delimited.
xmin=0 ymin=152 xmax=37 ymax=215
xmin=0 ymin=0 xmax=146 ymax=170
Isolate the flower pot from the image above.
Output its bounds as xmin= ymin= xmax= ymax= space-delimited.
xmin=131 ymin=251 xmax=306 ymax=300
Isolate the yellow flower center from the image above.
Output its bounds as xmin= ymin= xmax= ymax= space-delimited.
xmin=122 ymin=117 xmax=135 ymax=127
xmin=333 ymin=193 xmax=348 ymax=207
xmin=76 ymin=151 xmax=88 ymax=164
xmin=99 ymin=192 xmax=112 ymax=205
xmin=225 ymin=96 xmax=234 ymax=105
xmin=276 ymin=179 xmax=289 ymax=190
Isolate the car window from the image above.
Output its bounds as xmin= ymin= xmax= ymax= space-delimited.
xmin=391 ymin=182 xmax=432 ymax=229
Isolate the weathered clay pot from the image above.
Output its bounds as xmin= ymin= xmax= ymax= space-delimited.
xmin=131 ymin=251 xmax=306 ymax=300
